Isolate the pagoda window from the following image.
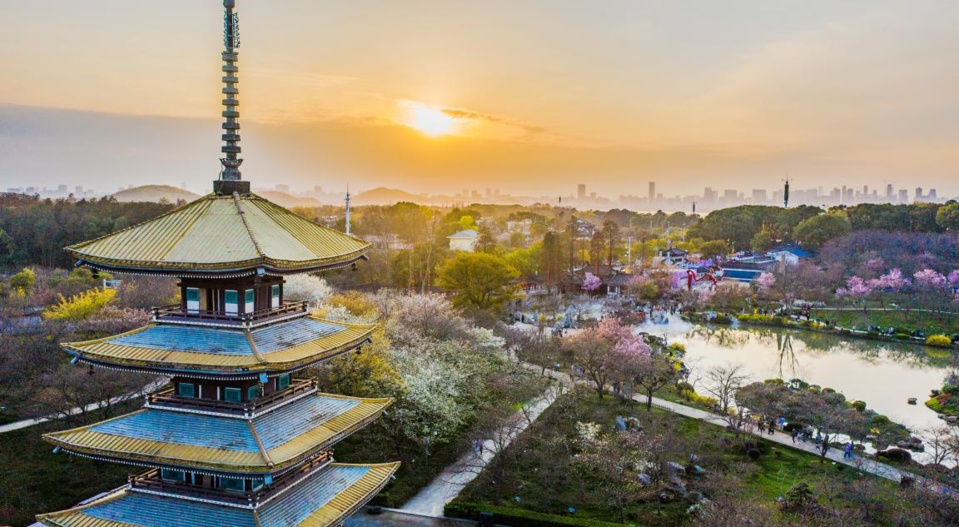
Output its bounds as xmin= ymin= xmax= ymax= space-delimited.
xmin=185 ymin=287 xmax=200 ymax=314
xmin=219 ymin=476 xmax=245 ymax=493
xmin=223 ymin=387 xmax=242 ymax=403
xmin=161 ymin=468 xmax=186 ymax=483
xmin=244 ymin=289 xmax=255 ymax=313
xmin=177 ymin=382 xmax=196 ymax=398
xmin=270 ymin=284 xmax=280 ymax=308
xmin=278 ymin=373 xmax=291 ymax=390
xmin=247 ymin=385 xmax=259 ymax=401
xmin=224 ymin=290 xmax=239 ymax=315
xmin=251 ymin=478 xmax=264 ymax=492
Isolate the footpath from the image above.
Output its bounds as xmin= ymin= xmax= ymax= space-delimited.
xmin=402 ymin=384 xmax=562 ymax=516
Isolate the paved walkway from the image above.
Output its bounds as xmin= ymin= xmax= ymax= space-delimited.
xmin=0 ymin=379 xmax=164 ymax=434
xmin=345 ymin=508 xmax=485 ymax=526
xmin=401 ymin=384 xmax=562 ymax=516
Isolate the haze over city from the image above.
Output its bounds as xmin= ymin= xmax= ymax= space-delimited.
xmin=2 ymin=0 xmax=959 ymax=198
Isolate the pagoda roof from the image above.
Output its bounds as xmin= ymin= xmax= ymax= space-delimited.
xmin=65 ymin=193 xmax=370 ymax=276
xmin=63 ymin=316 xmax=376 ymax=378
xmin=44 ymin=393 xmax=391 ymax=474
xmin=36 ymin=462 xmax=400 ymax=527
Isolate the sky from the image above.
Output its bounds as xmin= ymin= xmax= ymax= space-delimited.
xmin=1 ymin=0 xmax=958 ymax=198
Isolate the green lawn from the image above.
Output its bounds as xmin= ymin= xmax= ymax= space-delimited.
xmin=454 ymin=391 xmax=879 ymax=526
xmin=0 ymin=408 xmax=139 ymax=527
xmin=810 ymin=308 xmax=959 ymax=336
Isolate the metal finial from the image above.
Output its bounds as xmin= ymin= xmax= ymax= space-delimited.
xmin=219 ymin=0 xmax=243 ymax=184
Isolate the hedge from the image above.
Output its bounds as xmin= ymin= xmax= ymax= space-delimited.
xmin=445 ymin=501 xmax=629 ymax=527
xmin=925 ymin=334 xmax=953 ymax=348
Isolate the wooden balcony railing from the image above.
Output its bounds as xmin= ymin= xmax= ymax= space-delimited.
xmin=147 ymin=378 xmax=316 ymax=417
xmin=151 ymin=301 xmax=309 ymax=328
xmin=128 ymin=452 xmax=333 ymax=507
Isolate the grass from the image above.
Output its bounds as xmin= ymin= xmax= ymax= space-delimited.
xmin=455 ymin=391 xmax=882 ymax=526
xmin=0 ymin=405 xmax=140 ymax=527
xmin=810 ymin=308 xmax=959 ymax=336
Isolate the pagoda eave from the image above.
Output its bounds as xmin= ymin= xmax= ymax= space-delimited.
xmin=44 ymin=394 xmax=393 ymax=475
xmin=62 ymin=319 xmax=377 ymax=380
xmin=36 ymin=462 xmax=401 ymax=527
xmin=70 ymin=252 xmax=370 ymax=279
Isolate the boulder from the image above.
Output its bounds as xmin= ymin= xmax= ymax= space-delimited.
xmin=637 ymin=473 xmax=652 ymax=486
xmin=666 ymin=461 xmax=686 ymax=475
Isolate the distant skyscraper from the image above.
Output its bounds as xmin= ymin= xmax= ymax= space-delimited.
xmin=577 ymin=184 xmax=586 ymax=200
xmin=886 ymin=184 xmax=893 ymax=199
xmin=648 ymin=182 xmax=656 ymax=205
xmin=915 ymin=187 xmax=923 ymax=202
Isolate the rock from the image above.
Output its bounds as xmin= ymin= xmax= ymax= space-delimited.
xmin=948 ymin=416 xmax=958 ymax=424
xmin=938 ymin=414 xmax=946 ymax=420
xmin=658 ymin=492 xmax=672 ymax=503
xmin=907 ymin=398 xmax=917 ymax=405
xmin=637 ymin=473 xmax=652 ymax=486
xmin=665 ymin=480 xmax=688 ymax=498
xmin=667 ymin=461 xmax=686 ymax=475
xmin=878 ymin=448 xmax=912 ymax=463
xmin=900 ymin=475 xmax=916 ymax=488
xmin=686 ymin=491 xmax=705 ymax=504
xmin=931 ymin=389 xmax=941 ymax=397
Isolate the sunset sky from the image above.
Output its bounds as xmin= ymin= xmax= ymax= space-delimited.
xmin=1 ymin=0 xmax=958 ymax=198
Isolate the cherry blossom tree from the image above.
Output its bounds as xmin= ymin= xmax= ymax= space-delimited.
xmin=835 ymin=276 xmax=873 ymax=311
xmin=582 ymin=272 xmax=602 ymax=292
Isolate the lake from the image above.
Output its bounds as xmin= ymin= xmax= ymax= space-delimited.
xmin=636 ymin=318 xmax=949 ymax=433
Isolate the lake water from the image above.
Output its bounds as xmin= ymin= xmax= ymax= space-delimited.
xmin=635 ymin=318 xmax=949 ymax=433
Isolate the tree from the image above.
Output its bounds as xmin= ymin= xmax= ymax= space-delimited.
xmin=573 ymin=429 xmax=650 ymax=524
xmin=701 ymin=363 xmax=749 ymax=417
xmin=582 ymin=272 xmax=602 ymax=292
xmin=8 ymin=268 xmax=36 ymax=294
xmin=699 ymin=240 xmax=729 ymax=260
xmin=634 ymin=354 xmax=677 ymax=411
xmin=936 ymin=202 xmax=959 ymax=232
xmin=436 ymin=252 xmax=519 ymax=310
xmin=793 ymin=213 xmax=851 ymax=249
xmin=43 ymin=288 xmax=117 ymax=321
xmin=750 ymin=229 xmax=775 ymax=252
xmin=564 ymin=318 xmax=650 ymax=398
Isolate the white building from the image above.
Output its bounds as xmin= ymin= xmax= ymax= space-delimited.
xmin=447 ymin=229 xmax=479 ymax=252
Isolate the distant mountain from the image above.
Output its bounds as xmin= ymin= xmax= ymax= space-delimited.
xmin=254 ymin=190 xmax=322 ymax=208
xmin=112 ymin=185 xmax=200 ymax=203
xmin=353 ymin=187 xmax=427 ymax=206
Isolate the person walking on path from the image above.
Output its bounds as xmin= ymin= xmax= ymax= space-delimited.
xmin=844 ymin=442 xmax=854 ymax=460
xmin=791 ymin=428 xmax=799 ymax=443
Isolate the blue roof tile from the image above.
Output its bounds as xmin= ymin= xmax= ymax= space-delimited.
xmin=84 ymin=493 xmax=256 ymax=527
xmin=255 ymin=396 xmax=359 ymax=450
xmin=113 ymin=325 xmax=252 ymax=355
xmin=252 ymin=318 xmax=343 ymax=353
xmin=91 ymin=411 xmax=259 ymax=452
xmin=74 ymin=465 xmax=371 ymax=527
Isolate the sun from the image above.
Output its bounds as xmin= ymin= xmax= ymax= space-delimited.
xmin=405 ymin=102 xmax=456 ymax=136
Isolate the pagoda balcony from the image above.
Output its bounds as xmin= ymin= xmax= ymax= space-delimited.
xmin=147 ymin=377 xmax=316 ymax=417
xmin=127 ymin=452 xmax=333 ymax=508
xmin=151 ymin=300 xmax=309 ymax=329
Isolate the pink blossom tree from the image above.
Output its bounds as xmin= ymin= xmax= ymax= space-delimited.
xmin=756 ymin=272 xmax=776 ymax=293
xmin=913 ymin=269 xmax=952 ymax=316
xmin=867 ymin=268 xmax=910 ymax=307
xmin=582 ymin=272 xmax=602 ymax=292
xmin=914 ymin=269 xmax=948 ymax=289
xmin=835 ymin=276 xmax=873 ymax=312
xmin=948 ymin=270 xmax=959 ymax=288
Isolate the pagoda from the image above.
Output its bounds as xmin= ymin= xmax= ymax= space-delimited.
xmin=35 ymin=2 xmax=398 ymax=526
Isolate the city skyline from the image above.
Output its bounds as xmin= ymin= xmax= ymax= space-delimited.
xmin=2 ymin=1 xmax=959 ymax=197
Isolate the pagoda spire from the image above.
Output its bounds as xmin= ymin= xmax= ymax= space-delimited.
xmin=215 ymin=0 xmax=250 ymax=195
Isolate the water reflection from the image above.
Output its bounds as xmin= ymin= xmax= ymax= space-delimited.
xmin=638 ymin=318 xmax=947 ymax=431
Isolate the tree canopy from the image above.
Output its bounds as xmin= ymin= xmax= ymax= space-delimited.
xmin=436 ymin=252 xmax=519 ymax=309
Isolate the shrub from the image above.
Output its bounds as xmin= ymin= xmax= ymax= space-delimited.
xmin=711 ymin=314 xmax=733 ymax=325
xmin=926 ymin=335 xmax=953 ymax=348
xmin=445 ymin=501 xmax=626 ymax=527
xmin=43 ymin=288 xmax=117 ymax=321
